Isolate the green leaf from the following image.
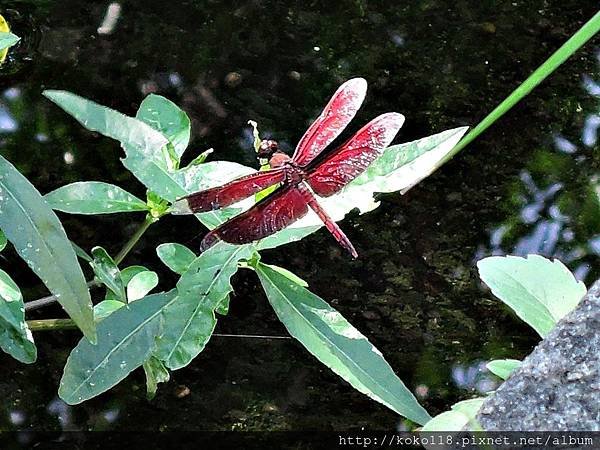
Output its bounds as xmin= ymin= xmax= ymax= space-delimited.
xmin=127 ymin=271 xmax=159 ymax=301
xmin=256 ymin=127 xmax=468 ymax=250
xmin=104 ymin=265 xmax=147 ymax=301
xmin=45 ymin=182 xmax=148 ymax=215
xmin=71 ymin=242 xmax=92 ymax=262
xmin=215 ymin=295 xmax=230 ymax=316
xmin=90 ymin=247 xmax=125 ymax=302
xmin=93 ymin=299 xmax=125 ymax=322
xmin=0 ymin=155 xmax=95 ymax=342
xmin=43 ymin=90 xmax=182 ymax=202
xmin=262 ymin=263 xmax=308 ymax=287
xmin=0 ymin=31 xmax=19 ymax=52
xmin=43 ymin=91 xmax=253 ymax=228
xmin=421 ymin=398 xmax=485 ymax=432
xmin=143 ymin=356 xmax=170 ymax=400
xmin=486 ymin=359 xmax=520 ymax=380
xmin=155 ymin=243 xmax=254 ymax=370
xmin=447 ymin=11 xmax=600 ymax=161
xmin=0 ymin=269 xmax=36 ymax=363
xmin=59 ymin=290 xmax=176 ymax=405
xmin=0 ymin=229 xmax=6 ymax=252
xmin=254 ymin=262 xmax=430 ymax=425
xmin=156 ymin=243 xmax=196 ymax=275
xmin=136 ymin=94 xmax=191 ymax=160
xmin=477 ymin=255 xmax=586 ymax=337
xmin=187 ymin=148 xmax=213 ymax=166
xmin=421 ymin=410 xmax=471 ymax=432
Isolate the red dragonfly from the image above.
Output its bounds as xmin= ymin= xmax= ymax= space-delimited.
xmin=173 ymin=78 xmax=404 ymax=258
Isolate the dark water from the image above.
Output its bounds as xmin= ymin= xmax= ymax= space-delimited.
xmin=0 ymin=0 xmax=598 ymax=431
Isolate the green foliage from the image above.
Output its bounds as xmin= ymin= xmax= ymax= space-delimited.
xmin=254 ymin=262 xmax=431 ymax=425
xmin=156 ymin=242 xmax=196 ymax=274
xmin=0 ymin=229 xmax=6 ymax=252
xmin=486 ymin=359 xmax=520 ymax=380
xmin=60 ymin=290 xmax=176 ymax=404
xmin=422 ymin=398 xmax=485 ymax=432
xmin=127 ymin=270 xmax=158 ymax=301
xmin=143 ymin=356 xmax=170 ymax=400
xmin=0 ymin=155 xmax=96 ymax=342
xmin=0 ymin=269 xmax=36 ymax=363
xmin=0 ymin=31 xmax=19 ymax=51
xmin=154 ymin=243 xmax=254 ymax=370
xmin=136 ymin=94 xmax=191 ymax=161
xmin=477 ymin=255 xmax=586 ymax=337
xmin=45 ymin=182 xmax=148 ymax=214
xmin=90 ymin=246 xmax=125 ymax=302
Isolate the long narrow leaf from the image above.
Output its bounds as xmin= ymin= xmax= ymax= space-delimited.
xmin=447 ymin=11 xmax=600 ymax=161
xmin=0 ymin=155 xmax=95 ymax=341
xmin=155 ymin=243 xmax=254 ymax=370
xmin=255 ymin=262 xmax=431 ymax=425
xmin=45 ymin=182 xmax=148 ymax=214
xmin=0 ymin=269 xmax=36 ymax=363
xmin=59 ymin=290 xmax=176 ymax=404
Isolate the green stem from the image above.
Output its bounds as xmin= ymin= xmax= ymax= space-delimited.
xmin=114 ymin=214 xmax=155 ymax=265
xmin=445 ymin=10 xmax=600 ymax=163
xmin=24 ymin=215 xmax=156 ymax=311
xmin=27 ymin=319 xmax=78 ymax=331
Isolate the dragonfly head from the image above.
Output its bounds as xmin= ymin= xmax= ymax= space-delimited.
xmin=258 ymin=139 xmax=279 ymax=159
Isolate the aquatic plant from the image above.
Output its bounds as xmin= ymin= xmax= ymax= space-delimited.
xmin=422 ymin=254 xmax=587 ymax=431
xmin=0 ymin=9 xmax=597 ymax=427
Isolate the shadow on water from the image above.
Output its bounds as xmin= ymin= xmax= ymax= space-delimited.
xmin=0 ymin=0 xmax=598 ymax=431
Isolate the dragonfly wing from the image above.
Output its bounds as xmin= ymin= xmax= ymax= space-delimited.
xmin=306 ymin=112 xmax=404 ymax=197
xmin=172 ymin=168 xmax=285 ymax=214
xmin=200 ymin=186 xmax=308 ymax=250
xmin=292 ymin=78 xmax=367 ymax=167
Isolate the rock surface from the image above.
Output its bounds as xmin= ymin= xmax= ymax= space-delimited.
xmin=477 ymin=280 xmax=600 ymax=431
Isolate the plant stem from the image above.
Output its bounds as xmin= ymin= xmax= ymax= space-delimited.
xmin=27 ymin=319 xmax=78 ymax=331
xmin=114 ymin=214 xmax=156 ymax=265
xmin=445 ymin=10 xmax=600 ymax=163
xmin=24 ymin=215 xmax=156 ymax=312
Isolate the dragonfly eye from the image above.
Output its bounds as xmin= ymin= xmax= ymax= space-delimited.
xmin=258 ymin=139 xmax=279 ymax=159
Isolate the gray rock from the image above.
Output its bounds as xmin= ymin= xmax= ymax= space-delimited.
xmin=477 ymin=280 xmax=600 ymax=431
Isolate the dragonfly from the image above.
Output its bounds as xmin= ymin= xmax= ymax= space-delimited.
xmin=173 ymin=78 xmax=404 ymax=258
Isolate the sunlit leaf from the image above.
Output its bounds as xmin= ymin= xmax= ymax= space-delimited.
xmin=156 ymin=243 xmax=196 ymax=275
xmin=0 ymin=31 xmax=19 ymax=61
xmin=486 ymin=359 xmax=521 ymax=380
xmin=59 ymin=290 xmax=176 ymax=405
xmin=262 ymin=263 xmax=308 ymax=287
xmin=104 ymin=265 xmax=147 ymax=302
xmin=154 ymin=243 xmax=254 ymax=370
xmin=93 ymin=299 xmax=125 ymax=322
xmin=45 ymin=182 xmax=148 ymax=214
xmin=0 ymin=155 xmax=95 ymax=342
xmin=71 ymin=241 xmax=91 ymax=262
xmin=43 ymin=91 xmax=253 ymax=228
xmin=257 ymin=127 xmax=468 ymax=250
xmin=143 ymin=356 xmax=170 ymax=400
xmin=90 ymin=247 xmax=125 ymax=302
xmin=0 ymin=269 xmax=36 ymax=363
xmin=421 ymin=398 xmax=485 ymax=432
xmin=43 ymin=90 xmax=182 ymax=202
xmin=136 ymin=94 xmax=191 ymax=160
xmin=187 ymin=148 xmax=213 ymax=166
xmin=0 ymin=229 xmax=6 ymax=252
xmin=127 ymin=271 xmax=159 ymax=301
xmin=477 ymin=255 xmax=586 ymax=337
xmin=254 ymin=262 xmax=431 ymax=425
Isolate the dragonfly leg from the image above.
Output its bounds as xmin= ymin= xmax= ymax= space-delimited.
xmin=297 ymin=182 xmax=358 ymax=259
